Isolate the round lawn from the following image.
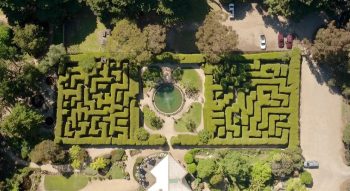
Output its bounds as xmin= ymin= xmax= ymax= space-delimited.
xmin=154 ymin=84 xmax=183 ymax=114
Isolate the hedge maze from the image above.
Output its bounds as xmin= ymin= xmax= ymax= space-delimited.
xmin=172 ymin=49 xmax=301 ymax=148
xmin=55 ymin=55 xmax=166 ymax=145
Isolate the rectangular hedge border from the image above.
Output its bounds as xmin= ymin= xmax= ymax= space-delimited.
xmin=171 ymin=49 xmax=301 ymax=148
xmin=54 ymin=54 xmax=166 ymax=145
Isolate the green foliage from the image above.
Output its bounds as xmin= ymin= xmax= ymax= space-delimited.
xmin=222 ymin=152 xmax=251 ymax=184
xmin=286 ymin=178 xmax=307 ymax=191
xmin=107 ymin=20 xmax=166 ymax=66
xmin=0 ymin=0 xmax=81 ymax=25
xmin=187 ymin=163 xmax=197 ymax=174
xmin=0 ymin=104 xmax=44 ymax=138
xmin=250 ymin=162 xmax=272 ymax=189
xmin=271 ymin=153 xmax=294 ymax=178
xmin=300 ymin=171 xmax=313 ymax=186
xmin=142 ymin=66 xmax=162 ymax=88
xmin=195 ymin=11 xmax=238 ymax=63
xmin=79 ymin=55 xmax=96 ymax=73
xmin=12 ymin=24 xmax=47 ymax=56
xmin=150 ymin=116 xmax=164 ymax=130
xmin=172 ymin=67 xmax=183 ymax=81
xmin=213 ymin=59 xmax=251 ymax=92
xmin=210 ymin=173 xmax=224 ymax=186
xmin=198 ymin=129 xmax=213 ymax=144
xmin=0 ymin=24 xmax=16 ymax=59
xmin=135 ymin=128 xmax=150 ymax=141
xmin=196 ymin=159 xmax=216 ymax=179
xmin=39 ymin=44 xmax=68 ymax=73
xmin=184 ymin=153 xmax=194 ymax=164
xmin=69 ymin=145 xmax=88 ymax=169
xmin=29 ymin=140 xmax=65 ymax=164
xmin=90 ymin=157 xmax=109 ymax=171
xmin=186 ymin=120 xmax=197 ymax=132
xmin=111 ymin=149 xmax=126 ymax=162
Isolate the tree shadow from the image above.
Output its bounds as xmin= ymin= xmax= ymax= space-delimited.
xmin=64 ymin=5 xmax=97 ymax=46
xmin=222 ymin=2 xmax=254 ymax=21
xmin=166 ymin=24 xmax=200 ymax=53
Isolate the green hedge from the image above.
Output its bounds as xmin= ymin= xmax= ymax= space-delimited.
xmin=172 ymin=49 xmax=301 ymax=148
xmin=55 ymin=55 xmax=166 ymax=146
xmin=155 ymin=52 xmax=205 ymax=64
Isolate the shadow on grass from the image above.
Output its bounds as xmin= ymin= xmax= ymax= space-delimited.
xmin=64 ymin=6 xmax=97 ymax=47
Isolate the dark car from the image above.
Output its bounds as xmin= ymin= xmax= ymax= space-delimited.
xmin=278 ymin=32 xmax=284 ymax=48
xmin=286 ymin=34 xmax=293 ymax=49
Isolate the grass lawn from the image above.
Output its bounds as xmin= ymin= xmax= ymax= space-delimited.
xmin=107 ymin=164 xmax=125 ymax=179
xmin=44 ymin=174 xmax=88 ymax=191
xmin=174 ymin=102 xmax=202 ymax=132
xmin=143 ymin=105 xmax=158 ymax=130
xmin=180 ymin=68 xmax=202 ymax=91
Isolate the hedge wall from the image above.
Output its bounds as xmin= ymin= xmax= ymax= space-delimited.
xmin=172 ymin=49 xmax=301 ymax=148
xmin=55 ymin=54 xmax=166 ymax=145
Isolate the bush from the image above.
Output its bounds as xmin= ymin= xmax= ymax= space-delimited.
xmin=184 ymin=153 xmax=194 ymax=164
xmin=198 ymin=130 xmax=213 ymax=144
xmin=300 ymin=171 xmax=313 ymax=186
xmin=210 ymin=173 xmax=223 ymax=186
xmin=172 ymin=67 xmax=183 ymax=81
xmin=150 ymin=117 xmax=163 ymax=129
xmin=135 ymin=128 xmax=150 ymax=141
xmin=29 ymin=140 xmax=65 ymax=164
xmin=187 ymin=163 xmax=197 ymax=174
xmin=111 ymin=149 xmax=126 ymax=162
xmin=186 ymin=120 xmax=197 ymax=132
xmin=196 ymin=159 xmax=216 ymax=179
xmin=90 ymin=157 xmax=110 ymax=171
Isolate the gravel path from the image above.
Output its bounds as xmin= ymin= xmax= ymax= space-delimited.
xmin=300 ymin=58 xmax=350 ymax=191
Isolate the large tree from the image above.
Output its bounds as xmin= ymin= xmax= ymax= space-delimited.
xmin=195 ymin=11 xmax=238 ymax=63
xmin=0 ymin=104 xmax=44 ymax=138
xmin=39 ymin=44 xmax=68 ymax=73
xmin=222 ymin=152 xmax=251 ymax=184
xmin=107 ymin=19 xmax=166 ymax=66
xmin=84 ymin=0 xmax=191 ymax=25
xmin=0 ymin=0 xmax=81 ymax=25
xmin=29 ymin=140 xmax=65 ymax=164
xmin=311 ymin=21 xmax=350 ymax=66
xmin=12 ymin=24 xmax=47 ymax=57
xmin=196 ymin=159 xmax=217 ymax=179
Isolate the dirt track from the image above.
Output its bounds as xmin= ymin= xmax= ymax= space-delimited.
xmin=300 ymin=58 xmax=350 ymax=191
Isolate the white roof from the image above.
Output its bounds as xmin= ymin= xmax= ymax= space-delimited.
xmin=148 ymin=154 xmax=192 ymax=191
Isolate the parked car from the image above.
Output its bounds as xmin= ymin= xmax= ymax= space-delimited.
xmin=229 ymin=3 xmax=234 ymax=20
xmin=286 ymin=34 xmax=293 ymax=49
xmin=278 ymin=32 xmax=284 ymax=48
xmin=260 ymin=35 xmax=266 ymax=50
xmin=304 ymin=160 xmax=319 ymax=168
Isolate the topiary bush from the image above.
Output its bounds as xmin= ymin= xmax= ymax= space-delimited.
xmin=300 ymin=171 xmax=313 ymax=186
xmin=187 ymin=163 xmax=197 ymax=174
xmin=184 ymin=153 xmax=194 ymax=164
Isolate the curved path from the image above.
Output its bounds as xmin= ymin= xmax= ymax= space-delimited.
xmin=300 ymin=57 xmax=350 ymax=191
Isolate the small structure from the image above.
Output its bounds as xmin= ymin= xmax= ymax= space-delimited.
xmin=148 ymin=154 xmax=191 ymax=191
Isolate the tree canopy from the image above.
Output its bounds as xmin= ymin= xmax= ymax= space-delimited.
xmin=222 ymin=152 xmax=251 ymax=184
xmin=0 ymin=104 xmax=44 ymax=138
xmin=12 ymin=24 xmax=47 ymax=57
xmin=39 ymin=44 xmax=68 ymax=73
xmin=0 ymin=24 xmax=16 ymax=60
xmin=107 ymin=19 xmax=166 ymax=66
xmin=0 ymin=0 xmax=81 ymax=25
xmin=29 ymin=140 xmax=65 ymax=164
xmin=195 ymin=11 xmax=238 ymax=63
xmin=196 ymin=159 xmax=217 ymax=179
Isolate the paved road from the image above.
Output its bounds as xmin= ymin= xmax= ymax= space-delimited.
xmin=300 ymin=58 xmax=350 ymax=191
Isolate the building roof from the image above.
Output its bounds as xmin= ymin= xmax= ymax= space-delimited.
xmin=148 ymin=154 xmax=192 ymax=191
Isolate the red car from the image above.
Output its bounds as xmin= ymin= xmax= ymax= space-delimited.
xmin=278 ymin=32 xmax=284 ymax=48
xmin=286 ymin=34 xmax=293 ymax=49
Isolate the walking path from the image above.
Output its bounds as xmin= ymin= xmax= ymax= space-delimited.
xmin=300 ymin=57 xmax=350 ymax=191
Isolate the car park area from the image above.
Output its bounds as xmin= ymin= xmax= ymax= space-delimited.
xmin=222 ymin=3 xmax=328 ymax=52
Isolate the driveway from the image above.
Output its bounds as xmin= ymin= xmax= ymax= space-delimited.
xmin=222 ymin=3 xmax=328 ymax=51
xmin=300 ymin=58 xmax=350 ymax=191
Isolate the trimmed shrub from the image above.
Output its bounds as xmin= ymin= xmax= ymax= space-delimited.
xmin=209 ymin=173 xmax=223 ymax=186
xmin=300 ymin=171 xmax=313 ymax=186
xmin=184 ymin=153 xmax=194 ymax=164
xmin=187 ymin=163 xmax=197 ymax=174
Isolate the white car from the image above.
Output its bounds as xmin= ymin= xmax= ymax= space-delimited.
xmin=229 ymin=3 xmax=234 ymax=20
xmin=260 ymin=35 xmax=266 ymax=50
